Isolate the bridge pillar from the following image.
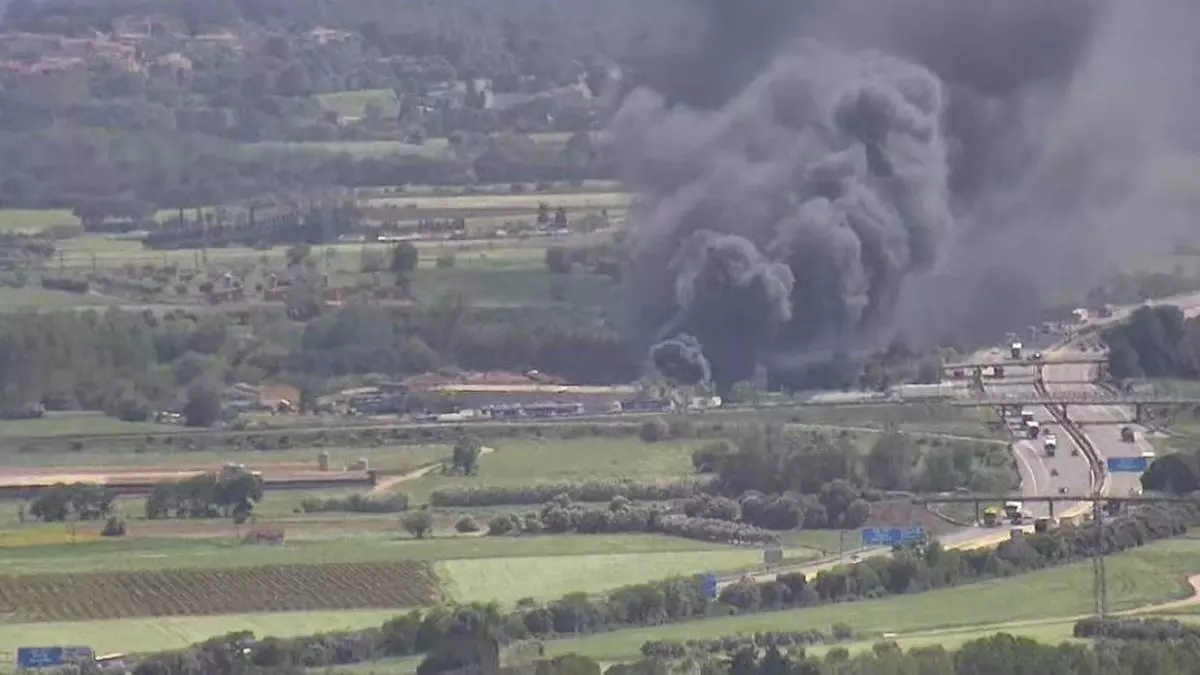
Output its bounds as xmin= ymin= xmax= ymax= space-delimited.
xmin=974 ymin=499 xmax=981 ymax=525
xmin=1135 ymin=403 xmax=1143 ymax=424
xmin=1049 ymin=501 xmax=1055 ymax=519
xmin=1035 ymin=363 xmax=1045 ymax=382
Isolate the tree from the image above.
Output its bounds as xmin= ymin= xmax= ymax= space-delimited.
xmin=638 ymin=418 xmax=669 ymax=443
xmin=391 ymin=241 xmax=419 ymax=290
xmin=402 ymin=510 xmax=435 ymax=539
xmin=285 ymin=244 xmax=312 ymax=268
xmin=452 ymin=435 xmax=483 ymax=475
xmin=183 ymin=382 xmax=222 ymax=427
xmin=545 ymin=246 xmax=572 ymax=274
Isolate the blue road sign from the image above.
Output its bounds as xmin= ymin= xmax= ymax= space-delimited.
xmin=17 ymin=647 xmax=64 ymax=669
xmin=62 ymin=647 xmax=93 ymax=663
xmin=699 ymin=573 xmax=718 ymax=600
xmin=861 ymin=526 xmax=927 ymax=548
xmin=1107 ymin=457 xmax=1149 ymax=473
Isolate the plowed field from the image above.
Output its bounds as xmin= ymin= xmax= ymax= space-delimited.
xmin=0 ymin=561 xmax=438 ymax=621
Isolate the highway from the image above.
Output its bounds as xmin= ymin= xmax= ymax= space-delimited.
xmin=717 ymin=292 xmax=1200 ymax=590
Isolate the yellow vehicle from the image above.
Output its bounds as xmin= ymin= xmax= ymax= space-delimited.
xmin=982 ymin=507 xmax=1001 ymax=527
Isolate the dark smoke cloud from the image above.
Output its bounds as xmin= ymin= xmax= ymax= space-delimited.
xmin=623 ymin=41 xmax=951 ymax=389
xmin=620 ymin=0 xmax=1200 ymax=388
xmin=648 ymin=333 xmax=712 ymax=386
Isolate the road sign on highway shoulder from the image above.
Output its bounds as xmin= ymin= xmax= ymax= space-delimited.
xmin=1107 ymin=457 xmax=1149 ymax=473
xmin=17 ymin=647 xmax=63 ymax=669
xmin=861 ymin=526 xmax=927 ymax=547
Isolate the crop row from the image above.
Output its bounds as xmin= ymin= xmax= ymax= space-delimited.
xmin=0 ymin=561 xmax=439 ymax=621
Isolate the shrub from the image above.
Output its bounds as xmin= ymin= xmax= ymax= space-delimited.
xmin=436 ymin=252 xmax=456 ymax=269
xmin=429 ymin=478 xmax=709 ymax=508
xmin=488 ymin=514 xmax=516 ymax=535
xmin=401 ymin=510 xmax=435 ymax=539
xmin=692 ymin=440 xmax=735 ymax=473
xmin=545 ymin=246 xmax=572 ymax=274
xmin=638 ymin=418 xmax=670 ymax=443
xmin=40 ymin=277 xmax=89 ymax=294
xmin=454 ymin=515 xmax=481 ymax=533
xmin=101 ymin=516 xmax=127 ymax=537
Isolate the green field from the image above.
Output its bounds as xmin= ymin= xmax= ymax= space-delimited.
xmin=0 ymin=533 xmax=753 ymax=575
xmin=0 ymin=443 xmax=447 ymax=471
xmin=536 ymin=535 xmax=1200 ymax=662
xmin=400 ymin=436 xmax=698 ymax=502
xmin=438 ymin=546 xmax=817 ymax=606
xmin=248 ymin=139 xmax=453 ymax=158
xmin=0 ymin=415 xmax=180 ymax=438
xmin=363 ymin=191 xmax=630 ymax=212
xmin=0 ymin=287 xmax=118 ymax=312
xmin=246 ymin=132 xmax=582 ymax=160
xmin=315 ymin=89 xmax=401 ymax=119
xmin=0 ymin=208 xmax=79 ymax=233
xmin=0 ymin=533 xmax=800 ymax=655
xmin=0 ymin=609 xmax=404 ymax=657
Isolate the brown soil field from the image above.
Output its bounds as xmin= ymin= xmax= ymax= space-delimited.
xmin=0 ymin=561 xmax=439 ymax=621
xmin=865 ymin=499 xmax=960 ymax=536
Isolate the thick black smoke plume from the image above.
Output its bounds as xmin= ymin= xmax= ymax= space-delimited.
xmin=618 ymin=41 xmax=951 ymax=390
xmin=619 ymin=0 xmax=1200 ymax=391
xmin=648 ymin=333 xmax=711 ymax=386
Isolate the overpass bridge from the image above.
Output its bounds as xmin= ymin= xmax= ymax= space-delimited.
xmin=949 ymin=392 xmax=1200 ymax=423
xmin=942 ymin=355 xmax=1109 ymax=371
xmin=942 ymin=355 xmax=1109 ymax=384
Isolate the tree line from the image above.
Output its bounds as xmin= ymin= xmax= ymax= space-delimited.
xmin=614 ymin=631 xmax=1200 ymax=675
xmin=144 ymin=468 xmax=263 ymax=522
xmin=1105 ymin=304 xmax=1200 ymax=380
xmin=0 ymin=300 xmax=635 ymax=424
xmin=691 ymin=425 xmax=1015 ymax=532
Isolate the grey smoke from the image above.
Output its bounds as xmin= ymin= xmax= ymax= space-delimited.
xmin=620 ymin=0 xmax=1200 ymax=388
xmin=648 ymin=333 xmax=712 ymax=386
xmin=621 ymin=42 xmax=951 ymax=389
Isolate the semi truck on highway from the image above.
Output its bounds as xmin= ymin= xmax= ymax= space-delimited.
xmin=1025 ymin=419 xmax=1040 ymax=439
xmin=1010 ymin=341 xmax=1023 ymax=359
xmin=1020 ymin=409 xmax=1035 ymax=424
xmin=1044 ymin=434 xmax=1057 ymax=456
xmin=983 ymin=507 xmax=1000 ymax=526
xmin=1003 ymin=501 xmax=1032 ymax=524
xmin=1121 ymin=426 xmax=1136 ymax=443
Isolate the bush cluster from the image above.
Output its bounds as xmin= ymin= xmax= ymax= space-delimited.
xmin=430 ymin=478 xmax=709 ymax=508
xmin=40 ymin=277 xmax=89 ymax=294
xmin=1073 ymin=618 xmax=1200 ymax=641
xmin=299 ymin=493 xmax=409 ymax=514
xmin=640 ymin=628 xmax=855 ymax=659
xmin=483 ymin=495 xmax=778 ymax=545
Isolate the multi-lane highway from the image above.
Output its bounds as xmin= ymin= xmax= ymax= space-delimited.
xmin=718 ymin=293 xmax=1200 ymax=589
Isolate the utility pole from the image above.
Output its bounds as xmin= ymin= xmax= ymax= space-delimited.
xmin=1091 ymin=498 xmax=1107 ymax=618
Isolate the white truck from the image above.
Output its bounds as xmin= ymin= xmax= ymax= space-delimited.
xmin=1025 ymin=419 xmax=1040 ymax=439
xmin=1043 ymin=434 xmax=1057 ymax=457
xmin=1010 ymin=341 xmax=1023 ymax=359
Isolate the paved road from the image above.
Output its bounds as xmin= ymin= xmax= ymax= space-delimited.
xmin=717 ymin=291 xmax=1200 ymax=590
